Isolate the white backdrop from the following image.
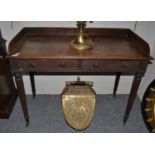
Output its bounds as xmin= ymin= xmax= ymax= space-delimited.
xmin=0 ymin=21 xmax=155 ymax=100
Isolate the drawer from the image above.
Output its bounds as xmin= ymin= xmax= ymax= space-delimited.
xmin=15 ymin=59 xmax=140 ymax=72
xmin=17 ymin=59 xmax=79 ymax=70
xmin=81 ymin=60 xmax=140 ymax=71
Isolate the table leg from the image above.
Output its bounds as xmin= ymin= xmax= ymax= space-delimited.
xmin=113 ymin=72 xmax=121 ymax=98
xmin=15 ymin=73 xmax=29 ymax=126
xmin=123 ymin=72 xmax=143 ymax=125
xmin=29 ymin=72 xmax=36 ymax=99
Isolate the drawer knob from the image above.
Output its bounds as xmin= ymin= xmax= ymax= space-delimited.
xmin=30 ymin=62 xmax=36 ymax=68
xmin=59 ymin=62 xmax=66 ymax=68
xmin=123 ymin=63 xmax=128 ymax=68
xmin=93 ymin=63 xmax=99 ymax=68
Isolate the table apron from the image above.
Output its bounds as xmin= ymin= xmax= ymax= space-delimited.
xmin=9 ymin=59 xmax=148 ymax=74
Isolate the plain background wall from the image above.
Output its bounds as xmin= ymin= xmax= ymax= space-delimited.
xmin=134 ymin=22 xmax=155 ymax=99
xmin=0 ymin=21 xmax=155 ymax=100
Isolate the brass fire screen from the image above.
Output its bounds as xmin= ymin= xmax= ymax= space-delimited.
xmin=61 ymin=78 xmax=96 ymax=130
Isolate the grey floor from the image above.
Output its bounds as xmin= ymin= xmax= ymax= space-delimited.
xmin=0 ymin=95 xmax=148 ymax=133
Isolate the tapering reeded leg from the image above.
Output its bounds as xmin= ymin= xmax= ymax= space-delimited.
xmin=113 ymin=72 xmax=121 ymax=98
xmin=15 ymin=73 xmax=29 ymax=126
xmin=29 ymin=72 xmax=36 ymax=99
xmin=123 ymin=72 xmax=143 ymax=125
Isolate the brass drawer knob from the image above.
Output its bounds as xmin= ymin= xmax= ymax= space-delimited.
xmin=123 ymin=63 xmax=128 ymax=68
xmin=93 ymin=62 xmax=99 ymax=68
xmin=30 ymin=62 xmax=36 ymax=68
xmin=59 ymin=62 xmax=66 ymax=68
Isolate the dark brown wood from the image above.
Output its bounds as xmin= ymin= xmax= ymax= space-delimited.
xmin=0 ymin=59 xmax=17 ymax=118
xmin=14 ymin=73 xmax=29 ymax=126
xmin=0 ymin=30 xmax=17 ymax=118
xmin=8 ymin=27 xmax=152 ymax=126
xmin=113 ymin=72 xmax=121 ymax=98
xmin=8 ymin=28 xmax=151 ymax=60
xmin=29 ymin=72 xmax=36 ymax=98
xmin=123 ymin=72 xmax=144 ymax=125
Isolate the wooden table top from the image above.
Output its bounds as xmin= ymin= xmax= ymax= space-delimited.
xmin=8 ymin=28 xmax=151 ymax=61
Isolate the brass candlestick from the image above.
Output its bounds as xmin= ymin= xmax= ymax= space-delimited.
xmin=71 ymin=21 xmax=94 ymax=50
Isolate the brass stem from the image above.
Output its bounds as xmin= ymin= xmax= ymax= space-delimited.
xmin=77 ymin=21 xmax=86 ymax=32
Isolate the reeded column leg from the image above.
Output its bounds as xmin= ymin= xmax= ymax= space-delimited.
xmin=113 ymin=72 xmax=121 ymax=98
xmin=29 ymin=72 xmax=36 ymax=99
xmin=123 ymin=72 xmax=143 ymax=125
xmin=15 ymin=73 xmax=29 ymax=126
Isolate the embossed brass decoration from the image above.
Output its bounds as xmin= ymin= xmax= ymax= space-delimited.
xmin=141 ymin=79 xmax=155 ymax=133
xmin=71 ymin=21 xmax=94 ymax=50
xmin=61 ymin=77 xmax=96 ymax=130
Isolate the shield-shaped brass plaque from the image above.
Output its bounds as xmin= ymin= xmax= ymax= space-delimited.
xmin=62 ymin=81 xmax=96 ymax=130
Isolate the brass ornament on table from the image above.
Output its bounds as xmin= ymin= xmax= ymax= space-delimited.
xmin=61 ymin=77 xmax=96 ymax=130
xmin=71 ymin=21 xmax=94 ymax=50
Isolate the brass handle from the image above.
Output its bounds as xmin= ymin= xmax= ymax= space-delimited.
xmin=59 ymin=62 xmax=66 ymax=68
xmin=123 ymin=63 xmax=128 ymax=68
xmin=30 ymin=62 xmax=36 ymax=68
xmin=93 ymin=63 xmax=99 ymax=68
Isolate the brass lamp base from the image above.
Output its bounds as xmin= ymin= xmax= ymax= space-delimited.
xmin=71 ymin=21 xmax=94 ymax=50
xmin=71 ymin=39 xmax=94 ymax=50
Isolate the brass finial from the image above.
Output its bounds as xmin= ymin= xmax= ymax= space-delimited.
xmin=70 ymin=21 xmax=94 ymax=50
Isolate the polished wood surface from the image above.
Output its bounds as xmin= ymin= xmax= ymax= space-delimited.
xmin=9 ymin=28 xmax=150 ymax=60
xmin=8 ymin=27 xmax=152 ymax=126
xmin=113 ymin=72 xmax=121 ymax=98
